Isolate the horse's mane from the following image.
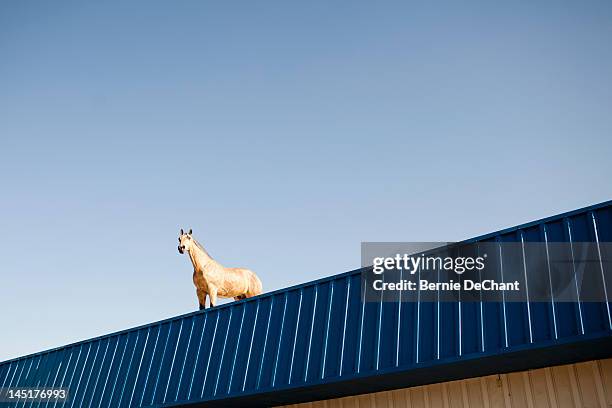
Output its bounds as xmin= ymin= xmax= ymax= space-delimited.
xmin=193 ymin=238 xmax=213 ymax=259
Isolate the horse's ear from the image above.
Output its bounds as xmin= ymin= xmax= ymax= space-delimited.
xmin=188 ymin=229 xmax=192 ymax=235
xmin=180 ymin=228 xmax=184 ymax=236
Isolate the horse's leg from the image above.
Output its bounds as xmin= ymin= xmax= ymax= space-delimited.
xmin=209 ymin=287 xmax=218 ymax=308
xmin=197 ymin=289 xmax=207 ymax=310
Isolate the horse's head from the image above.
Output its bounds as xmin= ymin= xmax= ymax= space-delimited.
xmin=178 ymin=228 xmax=193 ymax=254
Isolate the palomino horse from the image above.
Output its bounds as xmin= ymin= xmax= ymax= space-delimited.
xmin=178 ymin=229 xmax=263 ymax=309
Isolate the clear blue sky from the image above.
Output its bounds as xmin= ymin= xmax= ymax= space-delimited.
xmin=1 ymin=1 xmax=611 ymax=362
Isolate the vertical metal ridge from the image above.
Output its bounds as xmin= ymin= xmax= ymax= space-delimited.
xmin=43 ymin=352 xmax=66 ymax=408
xmin=396 ymin=268 xmax=403 ymax=367
xmin=174 ymin=318 xmax=195 ymax=401
xmin=201 ymin=312 xmax=220 ymax=398
xmin=416 ymin=263 xmax=421 ymax=363
xmin=21 ymin=355 xmax=36 ymax=388
xmin=437 ymin=265 xmax=441 ymax=360
xmin=20 ymin=354 xmax=40 ymax=408
xmin=0 ymin=362 xmax=12 ymax=389
xmin=256 ymin=296 xmax=275 ymax=389
xmin=38 ymin=357 xmax=59 ymax=408
xmin=2 ymin=364 xmax=15 ymax=389
xmin=187 ymin=314 xmax=208 ymax=399
xmin=17 ymin=361 xmax=31 ymax=406
xmin=84 ymin=340 xmax=109 ymax=408
xmin=458 ymin=278 xmax=462 ymax=357
xmin=357 ymin=276 xmax=366 ymax=373
xmin=106 ymin=335 xmax=130 ymax=406
xmin=376 ymin=273 xmax=383 ymax=370
xmin=163 ymin=321 xmax=184 ymax=402
xmin=13 ymin=359 xmax=27 ymax=389
xmin=214 ymin=308 xmax=233 ymax=396
xmin=288 ymin=289 xmax=303 ymax=383
xmin=150 ymin=325 xmax=172 ymax=403
xmin=304 ymin=285 xmax=318 ymax=381
xmin=272 ymin=292 xmax=289 ymax=386
xmin=497 ymin=239 xmax=509 ymax=348
xmin=67 ymin=343 xmax=92 ymax=408
xmin=139 ymin=327 xmax=161 ymax=406
xmin=520 ymin=232 xmax=534 ymax=344
xmin=321 ymin=281 xmax=334 ymax=378
xmin=543 ymin=225 xmax=559 ymax=339
xmin=52 ymin=349 xmax=75 ymax=408
xmin=591 ymin=212 xmax=612 ymax=330
xmin=8 ymin=362 xmax=19 ymax=388
xmin=117 ymin=332 xmax=141 ymax=406
xmin=69 ymin=341 xmax=99 ymax=408
xmin=340 ymin=279 xmax=351 ymax=374
xmin=61 ymin=343 xmax=91 ymax=406
xmin=98 ymin=337 xmax=121 ymax=408
xmin=228 ymin=305 xmax=246 ymax=393
xmin=477 ymin=244 xmax=485 ymax=353
xmin=538 ymin=224 xmax=557 ymax=344
xmin=20 ymin=354 xmax=38 ymax=408
xmin=23 ymin=353 xmax=51 ymax=408
xmin=128 ymin=327 xmax=150 ymax=407
xmin=17 ymin=355 xmax=34 ymax=388
xmin=7 ymin=360 xmax=23 ymax=390
xmin=39 ymin=354 xmax=59 ymax=407
xmin=566 ymin=219 xmax=585 ymax=335
xmin=242 ymin=299 xmax=260 ymax=392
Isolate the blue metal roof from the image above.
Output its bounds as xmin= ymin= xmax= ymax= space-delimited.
xmin=1 ymin=200 xmax=611 ymax=407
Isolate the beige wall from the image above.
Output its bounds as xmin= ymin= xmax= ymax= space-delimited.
xmin=281 ymin=358 xmax=612 ymax=408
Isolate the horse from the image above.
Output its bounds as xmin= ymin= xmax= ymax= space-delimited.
xmin=178 ymin=228 xmax=263 ymax=309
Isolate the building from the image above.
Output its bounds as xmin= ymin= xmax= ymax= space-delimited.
xmin=1 ymin=201 xmax=611 ymax=407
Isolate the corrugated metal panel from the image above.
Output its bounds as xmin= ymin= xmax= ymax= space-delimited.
xmin=1 ymin=201 xmax=612 ymax=407
xmin=280 ymin=358 xmax=612 ymax=408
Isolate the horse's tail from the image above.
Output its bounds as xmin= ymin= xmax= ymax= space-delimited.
xmin=246 ymin=271 xmax=263 ymax=297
